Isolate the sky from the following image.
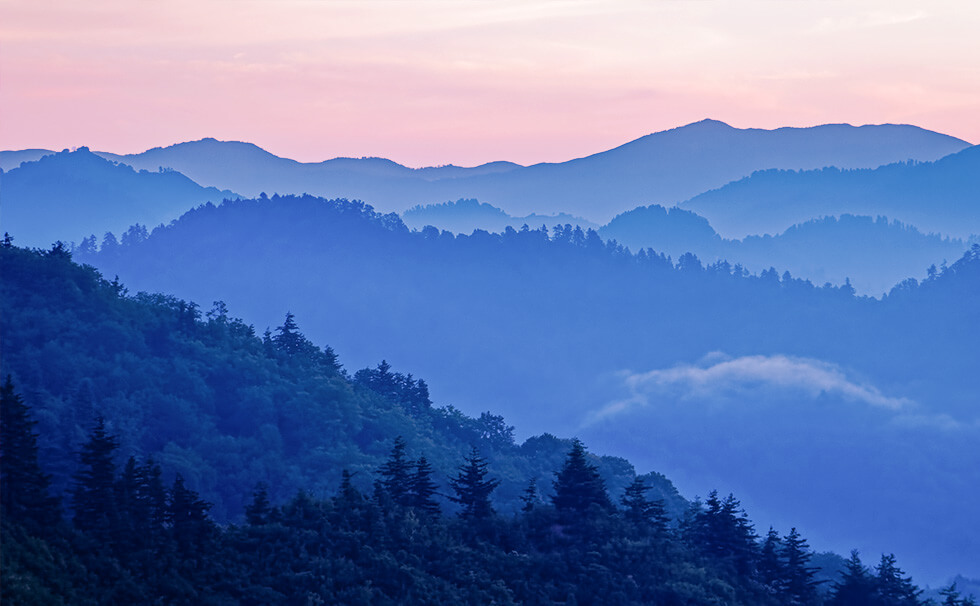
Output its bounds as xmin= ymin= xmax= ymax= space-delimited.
xmin=2 ymin=0 xmax=978 ymax=167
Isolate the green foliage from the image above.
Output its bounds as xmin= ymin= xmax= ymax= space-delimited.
xmin=0 ymin=376 xmax=61 ymax=532
xmin=71 ymin=417 xmax=120 ymax=541
xmin=830 ymin=550 xmax=877 ymax=606
xmin=1 ymin=374 xmax=938 ymax=606
xmin=552 ymin=438 xmax=612 ymax=516
xmin=449 ymin=446 xmax=500 ymax=520
xmin=378 ymin=436 xmax=413 ymax=507
xmin=620 ymin=476 xmax=670 ymax=535
xmin=0 ymin=243 xmax=672 ymax=521
xmin=409 ymin=455 xmax=441 ymax=515
xmin=0 ymin=243 xmax=947 ymax=605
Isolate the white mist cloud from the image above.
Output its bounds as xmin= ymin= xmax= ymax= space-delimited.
xmin=592 ymin=353 xmax=912 ymax=422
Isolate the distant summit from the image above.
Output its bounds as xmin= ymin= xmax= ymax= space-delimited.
xmin=0 ymin=148 xmax=239 ymax=248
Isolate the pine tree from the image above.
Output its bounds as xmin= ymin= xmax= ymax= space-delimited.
xmin=273 ymin=311 xmax=304 ymax=356
xmin=338 ymin=469 xmax=362 ymax=505
xmin=409 ymin=455 xmax=441 ymax=515
xmin=115 ymin=456 xmax=142 ymax=553
xmin=449 ymin=446 xmax=500 ymax=519
xmin=378 ymin=436 xmax=412 ymax=507
xmin=520 ymin=478 xmax=539 ymax=513
xmin=940 ymin=583 xmax=966 ymax=606
xmin=830 ymin=550 xmax=876 ymax=606
xmin=552 ymin=439 xmax=612 ymax=516
xmin=688 ymin=491 xmax=757 ymax=575
xmin=875 ymin=553 xmax=922 ymax=605
xmin=782 ymin=527 xmax=821 ymax=605
xmin=620 ymin=477 xmax=669 ymax=534
xmin=71 ymin=416 xmax=120 ymax=541
xmin=245 ymin=482 xmax=274 ymax=526
xmin=758 ymin=527 xmax=785 ymax=594
xmin=0 ymin=376 xmax=61 ymax=532
xmin=112 ymin=456 xmax=170 ymax=573
xmin=168 ymin=474 xmax=213 ymax=558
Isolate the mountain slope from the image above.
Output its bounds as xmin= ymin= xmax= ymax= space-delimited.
xmin=0 ymin=149 xmax=240 ymax=248
xmin=681 ymin=145 xmax=980 ymax=239
xmin=65 ymin=121 xmax=972 ymax=222
xmin=432 ymin=120 xmax=971 ymax=221
xmin=0 ymin=243 xmax=679 ymax=522
xmin=76 ymin=195 xmax=980 ymax=581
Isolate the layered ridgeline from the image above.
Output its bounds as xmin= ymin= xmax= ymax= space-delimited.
xmin=4 ymin=242 xmax=972 ymax=605
xmin=0 ymin=148 xmax=240 ymax=249
xmin=401 ymin=146 xmax=980 ymax=295
xmin=72 ymin=195 xmax=980 ymax=582
xmin=404 ymin=201 xmax=972 ymax=295
xmin=680 ymin=145 xmax=980 ymax=240
xmin=5 ymin=120 xmax=967 ymax=222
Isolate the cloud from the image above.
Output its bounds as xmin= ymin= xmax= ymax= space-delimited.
xmin=591 ymin=353 xmax=912 ymax=422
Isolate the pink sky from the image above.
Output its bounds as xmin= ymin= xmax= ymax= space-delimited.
xmin=2 ymin=0 xmax=978 ymax=167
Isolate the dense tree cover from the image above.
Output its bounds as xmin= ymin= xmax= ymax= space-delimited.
xmin=5 ymin=383 xmax=955 ymax=605
xmin=0 ymin=241 xmax=684 ymax=523
xmin=24 ymin=196 xmax=980 ymax=578
xmin=2 ymin=241 xmax=975 ymax=604
xmin=74 ymin=195 xmax=980 ymax=435
xmin=402 ymin=198 xmax=598 ymax=235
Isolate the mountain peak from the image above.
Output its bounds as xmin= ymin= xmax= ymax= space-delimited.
xmin=685 ymin=118 xmax=734 ymax=129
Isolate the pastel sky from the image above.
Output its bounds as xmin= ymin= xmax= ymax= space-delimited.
xmin=2 ymin=0 xmax=978 ymax=167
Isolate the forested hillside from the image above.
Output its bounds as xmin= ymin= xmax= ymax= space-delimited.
xmin=72 ymin=195 xmax=980 ymax=582
xmin=0 ymin=242 xmax=679 ymax=521
xmin=5 ymin=242 xmax=971 ymax=605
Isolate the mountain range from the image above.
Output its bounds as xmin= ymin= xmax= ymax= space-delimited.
xmin=398 ymin=200 xmax=973 ymax=296
xmin=3 ymin=120 xmax=969 ymax=224
xmin=681 ymin=145 xmax=980 ymax=239
xmin=73 ymin=194 xmax=980 ymax=583
xmin=601 ymin=208 xmax=972 ymax=295
xmin=5 ymin=128 xmax=976 ymax=296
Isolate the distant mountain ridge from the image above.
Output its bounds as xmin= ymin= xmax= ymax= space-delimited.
xmin=401 ymin=199 xmax=972 ymax=295
xmin=6 ymin=120 xmax=968 ymax=223
xmin=599 ymin=206 xmax=972 ymax=295
xmin=402 ymin=199 xmax=599 ymax=234
xmin=681 ymin=145 xmax=980 ymax=239
xmin=0 ymin=148 xmax=240 ymax=248
xmin=0 ymin=148 xmax=55 ymax=170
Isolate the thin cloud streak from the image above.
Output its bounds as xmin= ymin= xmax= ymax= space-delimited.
xmin=592 ymin=354 xmax=913 ymax=423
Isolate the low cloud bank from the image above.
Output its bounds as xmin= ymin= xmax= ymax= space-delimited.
xmin=592 ymin=353 xmax=911 ymax=422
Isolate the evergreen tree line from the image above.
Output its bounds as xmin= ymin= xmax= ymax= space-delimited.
xmin=1 ymin=241 xmax=669 ymax=522
xmin=4 ymin=380 xmax=974 ymax=605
